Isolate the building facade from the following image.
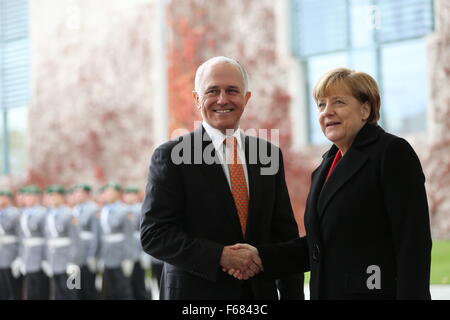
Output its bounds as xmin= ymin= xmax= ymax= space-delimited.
xmin=0 ymin=0 xmax=448 ymax=238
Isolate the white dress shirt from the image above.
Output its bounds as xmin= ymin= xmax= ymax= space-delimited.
xmin=202 ymin=121 xmax=249 ymax=196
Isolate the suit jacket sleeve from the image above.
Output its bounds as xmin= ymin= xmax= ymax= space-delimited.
xmin=140 ymin=144 xmax=224 ymax=283
xmin=381 ymin=137 xmax=432 ymax=299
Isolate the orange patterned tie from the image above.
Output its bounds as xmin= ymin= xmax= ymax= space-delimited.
xmin=225 ymin=136 xmax=249 ymax=236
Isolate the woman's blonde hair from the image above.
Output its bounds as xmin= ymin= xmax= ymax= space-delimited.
xmin=313 ymin=67 xmax=381 ymax=125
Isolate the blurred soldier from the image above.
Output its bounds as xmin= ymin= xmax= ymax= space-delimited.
xmin=64 ymin=187 xmax=76 ymax=208
xmin=17 ymin=185 xmax=50 ymax=300
xmin=150 ymin=253 xmax=163 ymax=297
xmin=123 ymin=186 xmax=149 ymax=300
xmin=15 ymin=188 xmax=27 ymax=213
xmin=138 ymin=189 xmax=162 ymax=298
xmin=0 ymin=190 xmax=22 ymax=299
xmin=97 ymin=183 xmax=133 ymax=299
xmin=44 ymin=185 xmax=80 ymax=300
xmin=94 ymin=186 xmax=107 ymax=208
xmin=72 ymin=184 xmax=100 ymax=300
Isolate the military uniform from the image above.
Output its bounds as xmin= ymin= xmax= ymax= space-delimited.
xmin=123 ymin=187 xmax=149 ymax=300
xmin=97 ymin=183 xmax=133 ymax=299
xmin=72 ymin=184 xmax=100 ymax=300
xmin=18 ymin=186 xmax=50 ymax=300
xmin=0 ymin=191 xmax=22 ymax=299
xmin=150 ymin=258 xmax=163 ymax=296
xmin=44 ymin=185 xmax=80 ymax=300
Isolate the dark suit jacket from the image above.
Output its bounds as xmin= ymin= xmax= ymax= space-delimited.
xmin=258 ymin=124 xmax=432 ymax=300
xmin=140 ymin=125 xmax=303 ymax=300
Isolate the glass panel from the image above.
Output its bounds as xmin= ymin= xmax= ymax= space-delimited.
xmin=377 ymin=0 xmax=434 ymax=43
xmin=307 ymin=52 xmax=348 ymax=144
xmin=8 ymin=106 xmax=27 ymax=174
xmin=350 ymin=0 xmax=377 ymax=48
xmin=2 ymin=38 xmax=29 ymax=108
xmin=349 ymin=48 xmax=377 ymax=76
xmin=0 ymin=111 xmax=4 ymax=172
xmin=292 ymin=0 xmax=348 ymax=57
xmin=0 ymin=0 xmax=29 ymax=41
xmin=0 ymin=0 xmax=30 ymax=109
xmin=381 ymin=39 xmax=427 ymax=134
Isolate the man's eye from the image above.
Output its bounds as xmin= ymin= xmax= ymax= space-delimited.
xmin=206 ymin=89 xmax=218 ymax=95
xmin=335 ymin=100 xmax=344 ymax=104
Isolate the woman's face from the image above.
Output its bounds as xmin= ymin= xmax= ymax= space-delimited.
xmin=317 ymin=85 xmax=370 ymax=154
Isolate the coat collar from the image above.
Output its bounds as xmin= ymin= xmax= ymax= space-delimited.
xmin=321 ymin=123 xmax=383 ymax=160
xmin=316 ymin=124 xmax=383 ymax=220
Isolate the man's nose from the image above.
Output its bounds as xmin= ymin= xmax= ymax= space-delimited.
xmin=217 ymin=90 xmax=229 ymax=104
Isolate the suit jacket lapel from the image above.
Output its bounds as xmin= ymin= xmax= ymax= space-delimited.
xmin=243 ymin=135 xmax=262 ymax=241
xmin=195 ymin=126 xmax=244 ymax=240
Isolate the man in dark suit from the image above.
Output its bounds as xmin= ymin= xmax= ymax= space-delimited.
xmin=140 ymin=56 xmax=304 ymax=300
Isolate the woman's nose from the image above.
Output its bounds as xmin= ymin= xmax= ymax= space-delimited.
xmin=322 ymin=103 xmax=334 ymax=115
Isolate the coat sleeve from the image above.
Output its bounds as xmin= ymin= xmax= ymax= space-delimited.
xmin=257 ymin=149 xmax=310 ymax=279
xmin=140 ymin=144 xmax=224 ymax=283
xmin=257 ymin=236 xmax=310 ymax=278
xmin=381 ymin=137 xmax=432 ymax=299
xmin=271 ymin=149 xmax=306 ymax=299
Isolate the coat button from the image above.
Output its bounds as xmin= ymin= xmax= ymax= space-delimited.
xmin=312 ymin=244 xmax=320 ymax=262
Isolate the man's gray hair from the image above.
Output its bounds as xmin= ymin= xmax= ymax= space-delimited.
xmin=194 ymin=56 xmax=249 ymax=93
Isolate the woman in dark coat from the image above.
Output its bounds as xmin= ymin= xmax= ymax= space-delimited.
xmin=230 ymin=68 xmax=432 ymax=300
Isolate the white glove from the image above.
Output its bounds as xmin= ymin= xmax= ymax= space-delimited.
xmin=87 ymin=256 xmax=97 ymax=273
xmin=97 ymin=259 xmax=105 ymax=273
xmin=11 ymin=258 xmax=23 ymax=278
xmin=121 ymin=259 xmax=134 ymax=278
xmin=140 ymin=253 xmax=151 ymax=269
xmin=66 ymin=263 xmax=80 ymax=277
xmin=41 ymin=260 xmax=53 ymax=277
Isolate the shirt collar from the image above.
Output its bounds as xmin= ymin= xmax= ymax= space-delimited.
xmin=202 ymin=120 xmax=244 ymax=151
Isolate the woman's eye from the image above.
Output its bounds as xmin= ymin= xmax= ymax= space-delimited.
xmin=335 ymin=100 xmax=344 ymax=104
xmin=318 ymin=103 xmax=325 ymax=108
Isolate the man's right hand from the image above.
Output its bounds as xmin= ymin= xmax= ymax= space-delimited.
xmin=219 ymin=243 xmax=263 ymax=280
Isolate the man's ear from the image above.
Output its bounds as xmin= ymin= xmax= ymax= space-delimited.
xmin=244 ymin=91 xmax=252 ymax=105
xmin=192 ymin=91 xmax=200 ymax=109
xmin=361 ymin=102 xmax=370 ymax=121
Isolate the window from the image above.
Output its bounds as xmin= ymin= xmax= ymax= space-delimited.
xmin=291 ymin=0 xmax=434 ymax=144
xmin=381 ymin=39 xmax=428 ymax=134
xmin=0 ymin=0 xmax=29 ymax=174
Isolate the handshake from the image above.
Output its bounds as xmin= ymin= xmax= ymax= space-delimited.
xmin=220 ymin=243 xmax=263 ymax=280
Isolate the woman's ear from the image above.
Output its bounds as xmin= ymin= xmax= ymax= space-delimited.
xmin=361 ymin=102 xmax=370 ymax=122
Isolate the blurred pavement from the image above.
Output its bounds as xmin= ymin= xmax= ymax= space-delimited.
xmin=303 ymin=285 xmax=450 ymax=300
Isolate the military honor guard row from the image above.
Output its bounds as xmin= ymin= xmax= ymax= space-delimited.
xmin=0 ymin=183 xmax=162 ymax=300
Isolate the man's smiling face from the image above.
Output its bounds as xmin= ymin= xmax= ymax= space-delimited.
xmin=193 ymin=61 xmax=251 ymax=134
